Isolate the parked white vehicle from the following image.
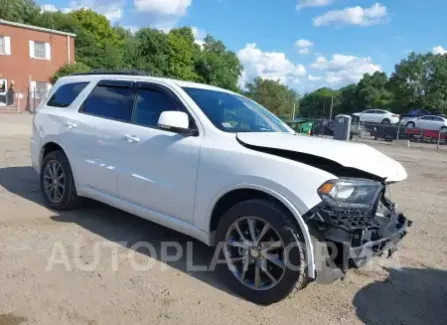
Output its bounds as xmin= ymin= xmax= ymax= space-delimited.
xmin=405 ymin=115 xmax=447 ymax=131
xmin=352 ymin=109 xmax=400 ymax=125
xmin=31 ymin=74 xmax=411 ymax=305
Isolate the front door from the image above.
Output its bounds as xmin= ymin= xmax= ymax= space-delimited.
xmin=116 ymin=83 xmax=201 ymax=222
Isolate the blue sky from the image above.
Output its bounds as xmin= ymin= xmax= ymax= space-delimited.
xmin=39 ymin=0 xmax=447 ymax=92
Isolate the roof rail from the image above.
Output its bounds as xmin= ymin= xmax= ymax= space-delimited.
xmin=72 ymin=69 xmax=150 ymax=76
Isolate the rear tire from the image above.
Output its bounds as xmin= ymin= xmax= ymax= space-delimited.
xmin=441 ymin=126 xmax=447 ymax=132
xmin=215 ymin=199 xmax=309 ymax=305
xmin=40 ymin=150 xmax=82 ymax=210
xmin=381 ymin=118 xmax=391 ymax=125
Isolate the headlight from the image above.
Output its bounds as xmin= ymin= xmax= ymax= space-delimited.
xmin=318 ymin=178 xmax=383 ymax=210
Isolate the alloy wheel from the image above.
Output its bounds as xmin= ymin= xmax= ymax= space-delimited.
xmin=43 ymin=160 xmax=66 ymax=203
xmin=224 ymin=217 xmax=286 ymax=291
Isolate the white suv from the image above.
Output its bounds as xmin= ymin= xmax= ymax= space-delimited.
xmin=31 ymin=74 xmax=411 ymax=305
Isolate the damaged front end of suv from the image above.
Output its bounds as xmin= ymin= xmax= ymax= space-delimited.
xmin=305 ymin=178 xmax=412 ymax=284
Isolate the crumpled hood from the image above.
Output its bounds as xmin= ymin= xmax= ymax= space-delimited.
xmin=237 ymin=132 xmax=407 ymax=183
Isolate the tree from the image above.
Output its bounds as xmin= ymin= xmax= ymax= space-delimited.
xmin=338 ymin=84 xmax=358 ymax=114
xmin=126 ymin=27 xmax=171 ymax=76
xmin=299 ymin=88 xmax=340 ymax=118
xmin=166 ymin=27 xmax=200 ymax=81
xmin=195 ymin=35 xmax=242 ymax=91
xmin=69 ymin=9 xmax=123 ymax=48
xmin=356 ymin=71 xmax=394 ymax=110
xmin=245 ymin=77 xmax=299 ymax=117
xmin=0 ymin=0 xmax=40 ymax=24
xmin=389 ymin=52 xmax=447 ymax=113
xmin=68 ymin=9 xmax=124 ymax=69
xmin=51 ymin=63 xmax=91 ymax=83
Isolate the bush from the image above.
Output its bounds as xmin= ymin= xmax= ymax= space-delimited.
xmin=51 ymin=63 xmax=92 ymax=83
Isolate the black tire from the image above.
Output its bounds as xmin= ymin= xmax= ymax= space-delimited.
xmin=381 ymin=118 xmax=391 ymax=125
xmin=441 ymin=126 xmax=447 ymax=132
xmin=40 ymin=150 xmax=82 ymax=210
xmin=215 ymin=199 xmax=309 ymax=305
xmin=406 ymin=122 xmax=415 ymax=128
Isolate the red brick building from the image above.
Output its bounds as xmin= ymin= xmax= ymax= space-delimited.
xmin=0 ymin=19 xmax=76 ymax=111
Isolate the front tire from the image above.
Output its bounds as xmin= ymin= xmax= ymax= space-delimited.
xmin=406 ymin=122 xmax=415 ymax=128
xmin=40 ymin=150 xmax=81 ymax=210
xmin=215 ymin=199 xmax=309 ymax=305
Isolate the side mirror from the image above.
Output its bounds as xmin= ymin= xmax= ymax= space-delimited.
xmin=158 ymin=111 xmax=198 ymax=136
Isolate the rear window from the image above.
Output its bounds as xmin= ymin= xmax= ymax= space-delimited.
xmin=47 ymin=82 xmax=89 ymax=108
xmin=81 ymin=83 xmax=134 ymax=122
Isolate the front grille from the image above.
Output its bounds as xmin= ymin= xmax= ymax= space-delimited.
xmin=319 ymin=207 xmax=382 ymax=231
xmin=312 ymin=193 xmax=393 ymax=232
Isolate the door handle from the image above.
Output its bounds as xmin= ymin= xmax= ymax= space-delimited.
xmin=65 ymin=122 xmax=77 ymax=129
xmin=123 ymin=135 xmax=140 ymax=143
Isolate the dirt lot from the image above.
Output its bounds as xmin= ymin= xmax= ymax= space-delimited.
xmin=0 ymin=114 xmax=446 ymax=325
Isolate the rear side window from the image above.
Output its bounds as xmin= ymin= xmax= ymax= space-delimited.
xmin=47 ymin=82 xmax=89 ymax=108
xmin=81 ymin=82 xmax=135 ymax=122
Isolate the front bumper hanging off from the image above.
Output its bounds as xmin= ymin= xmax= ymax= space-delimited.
xmin=305 ymin=198 xmax=413 ymax=284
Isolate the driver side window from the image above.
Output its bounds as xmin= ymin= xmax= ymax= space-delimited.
xmin=133 ymin=88 xmax=185 ymax=128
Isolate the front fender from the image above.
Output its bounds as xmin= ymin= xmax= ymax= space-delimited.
xmin=206 ymin=183 xmax=317 ymax=279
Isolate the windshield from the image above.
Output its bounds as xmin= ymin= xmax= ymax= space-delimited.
xmin=183 ymin=87 xmax=292 ymax=133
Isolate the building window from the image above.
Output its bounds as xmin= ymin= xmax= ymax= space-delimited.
xmin=0 ymin=37 xmax=4 ymax=54
xmin=34 ymin=41 xmax=46 ymax=59
xmin=0 ymin=36 xmax=11 ymax=55
xmin=32 ymin=81 xmax=50 ymax=99
xmin=30 ymin=40 xmax=50 ymax=60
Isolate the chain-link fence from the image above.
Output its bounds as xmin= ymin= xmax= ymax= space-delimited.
xmin=350 ymin=121 xmax=447 ymax=148
xmin=310 ymin=118 xmax=447 ymax=150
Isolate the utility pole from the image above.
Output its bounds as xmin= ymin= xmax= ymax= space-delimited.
xmin=329 ymin=96 xmax=334 ymax=120
xmin=292 ymin=102 xmax=296 ymax=120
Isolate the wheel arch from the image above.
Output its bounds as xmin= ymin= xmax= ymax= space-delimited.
xmin=40 ymin=141 xmax=67 ymax=165
xmin=207 ymin=185 xmax=316 ymax=278
xmin=39 ymin=140 xmax=80 ymax=187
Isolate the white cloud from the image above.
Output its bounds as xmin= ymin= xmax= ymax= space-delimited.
xmin=295 ymin=39 xmax=313 ymax=55
xmin=432 ymin=46 xmax=447 ymax=55
xmin=131 ymin=0 xmax=192 ymax=30
xmin=192 ymin=27 xmax=206 ymax=48
xmin=134 ymin=0 xmax=192 ymax=15
xmin=100 ymin=5 xmax=122 ymax=21
xmin=40 ymin=4 xmax=58 ymax=12
xmin=296 ymin=0 xmax=336 ymax=10
xmin=237 ymin=43 xmax=306 ymax=86
xmin=313 ymin=3 xmax=389 ymax=27
xmin=308 ymin=74 xmax=321 ymax=81
xmin=310 ymin=54 xmax=381 ymax=85
xmin=295 ymin=39 xmax=313 ymax=48
xmin=54 ymin=1 xmax=122 ymax=22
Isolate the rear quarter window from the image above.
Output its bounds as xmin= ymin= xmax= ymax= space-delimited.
xmin=47 ymin=82 xmax=89 ymax=108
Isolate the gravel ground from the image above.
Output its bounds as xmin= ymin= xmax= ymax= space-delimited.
xmin=0 ymin=114 xmax=446 ymax=325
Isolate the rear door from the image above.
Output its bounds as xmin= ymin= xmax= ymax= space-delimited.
xmin=416 ymin=116 xmax=433 ymax=129
xmin=70 ymin=80 xmax=136 ymax=196
xmin=374 ymin=110 xmax=387 ymax=123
